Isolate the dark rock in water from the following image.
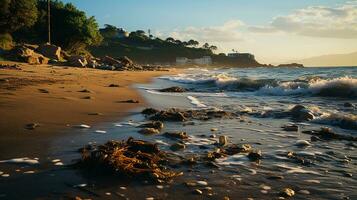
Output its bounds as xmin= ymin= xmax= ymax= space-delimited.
xmin=224 ymin=144 xmax=252 ymax=155
xmin=142 ymin=108 xmax=236 ymax=122
xmin=159 ymin=86 xmax=187 ymax=93
xmin=138 ymin=128 xmax=160 ymax=135
xmin=25 ymin=123 xmax=39 ymax=130
xmin=164 ymin=131 xmax=188 ymax=140
xmin=267 ymin=175 xmax=284 ymax=180
xmin=170 ymin=142 xmax=186 ymax=151
xmin=310 ymin=136 xmax=321 ymax=142
xmin=248 ymin=150 xmax=262 ymax=161
xmin=344 ymin=102 xmax=354 ymax=108
xmin=280 ymin=188 xmax=295 ymax=197
xmin=283 ymin=124 xmax=299 ymax=132
xmin=302 ymin=127 xmax=357 ymax=141
xmin=139 ymin=121 xmax=164 ymax=130
xmin=290 ymin=105 xmax=315 ymax=121
xmin=142 ymin=108 xmax=160 ymax=115
xmin=344 ymin=172 xmax=353 ymax=177
xmin=219 ymin=136 xmax=228 ymax=146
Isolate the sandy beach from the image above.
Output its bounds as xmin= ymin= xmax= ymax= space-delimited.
xmin=0 ymin=61 xmax=176 ymax=159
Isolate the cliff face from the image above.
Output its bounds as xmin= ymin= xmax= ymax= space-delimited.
xmin=212 ymin=55 xmax=263 ymax=67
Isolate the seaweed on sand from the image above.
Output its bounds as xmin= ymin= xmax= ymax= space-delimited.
xmin=78 ymin=137 xmax=182 ymax=182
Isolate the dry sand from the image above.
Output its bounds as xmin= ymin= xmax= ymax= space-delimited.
xmin=0 ymin=61 xmax=177 ymax=159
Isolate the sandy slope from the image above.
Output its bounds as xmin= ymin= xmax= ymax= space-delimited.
xmin=0 ymin=61 xmax=176 ymax=158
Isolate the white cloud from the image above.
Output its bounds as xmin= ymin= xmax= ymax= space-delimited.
xmin=169 ymin=20 xmax=245 ymax=43
xmin=249 ymin=2 xmax=357 ymax=39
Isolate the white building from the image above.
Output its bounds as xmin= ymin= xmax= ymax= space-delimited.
xmin=176 ymin=56 xmax=212 ymax=65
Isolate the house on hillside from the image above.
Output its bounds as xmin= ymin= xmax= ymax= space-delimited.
xmin=227 ymin=52 xmax=255 ymax=60
xmin=176 ymin=56 xmax=212 ymax=65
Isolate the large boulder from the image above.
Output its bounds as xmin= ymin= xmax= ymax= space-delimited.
xmin=10 ymin=45 xmax=49 ymax=65
xmin=119 ymin=56 xmax=133 ymax=67
xmin=101 ymin=56 xmax=122 ymax=67
xmin=36 ymin=43 xmax=61 ymax=60
xmin=68 ymin=55 xmax=88 ymax=67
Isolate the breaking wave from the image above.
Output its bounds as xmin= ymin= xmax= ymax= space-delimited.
xmin=162 ymin=74 xmax=357 ymax=97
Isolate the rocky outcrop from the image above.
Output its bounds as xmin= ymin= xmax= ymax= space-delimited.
xmin=68 ymin=55 xmax=88 ymax=67
xmin=36 ymin=43 xmax=62 ymax=60
xmin=159 ymin=86 xmax=188 ymax=93
xmin=10 ymin=45 xmax=49 ymax=65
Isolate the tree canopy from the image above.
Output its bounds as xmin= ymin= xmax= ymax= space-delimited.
xmin=0 ymin=0 xmax=38 ymax=34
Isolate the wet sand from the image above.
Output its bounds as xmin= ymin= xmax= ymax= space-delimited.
xmin=0 ymin=61 xmax=177 ymax=159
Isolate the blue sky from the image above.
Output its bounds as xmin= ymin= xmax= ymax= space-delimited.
xmin=62 ymin=0 xmax=357 ymax=63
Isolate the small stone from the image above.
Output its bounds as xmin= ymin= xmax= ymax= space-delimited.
xmin=108 ymin=84 xmax=120 ymax=87
xmin=210 ymin=134 xmax=216 ymax=138
xmin=139 ymin=128 xmax=160 ymax=135
xmin=260 ymin=190 xmax=268 ymax=194
xmin=248 ymin=150 xmax=262 ymax=161
xmin=295 ymin=140 xmax=311 ymax=147
xmin=298 ymin=190 xmax=310 ymax=195
xmin=146 ymin=198 xmax=154 ymax=200
xmin=156 ymin=185 xmax=164 ymax=189
xmin=344 ymin=102 xmax=354 ymax=107
xmin=1 ymin=174 xmax=10 ymax=177
xmin=38 ymin=89 xmax=49 ymax=93
xmin=74 ymin=124 xmax=91 ymax=129
xmin=82 ymin=96 xmax=93 ymax=100
xmin=219 ymin=135 xmax=228 ymax=146
xmin=105 ymin=192 xmax=111 ymax=196
xmin=193 ymin=189 xmax=203 ymax=195
xmin=119 ymin=187 xmax=127 ymax=190
xmin=120 ymin=99 xmax=139 ymax=103
xmin=78 ymin=89 xmax=92 ymax=93
xmin=344 ymin=173 xmax=353 ymax=177
xmin=267 ymin=175 xmax=284 ymax=180
xmin=283 ymin=125 xmax=299 ymax=132
xmin=170 ymin=142 xmax=186 ymax=151
xmin=211 ymin=128 xmax=218 ymax=132
xmin=223 ymin=197 xmax=230 ymax=200
xmin=280 ymin=188 xmax=295 ymax=197
xmin=197 ymin=181 xmax=208 ymax=186
xmin=25 ymin=123 xmax=39 ymax=130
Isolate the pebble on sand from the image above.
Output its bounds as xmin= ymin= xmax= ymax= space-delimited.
xmin=74 ymin=124 xmax=91 ymax=129
xmin=280 ymin=188 xmax=295 ymax=197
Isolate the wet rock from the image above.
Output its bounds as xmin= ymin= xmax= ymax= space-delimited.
xmin=290 ymin=105 xmax=315 ymax=121
xmin=164 ymin=132 xmax=188 ymax=140
xmin=142 ymin=108 xmax=160 ymax=115
xmin=211 ymin=128 xmax=218 ymax=132
xmin=267 ymin=175 xmax=284 ymax=180
xmin=310 ymin=136 xmax=321 ymax=142
xmin=283 ymin=125 xmax=299 ymax=132
xmin=224 ymin=144 xmax=252 ymax=155
xmin=25 ymin=123 xmax=39 ymax=130
xmin=219 ymin=136 xmax=228 ymax=146
xmin=139 ymin=121 xmax=164 ymax=130
xmin=159 ymin=86 xmax=187 ymax=93
xmin=280 ymin=188 xmax=295 ymax=198
xmin=193 ymin=189 xmax=203 ymax=195
xmin=150 ymin=109 xmax=187 ymax=122
xmin=139 ymin=128 xmax=160 ymax=135
xmin=344 ymin=102 xmax=354 ymax=108
xmin=295 ymin=140 xmax=311 ymax=147
xmin=298 ymin=190 xmax=310 ymax=195
xmin=344 ymin=172 xmax=353 ymax=177
xmin=302 ymin=127 xmax=357 ymax=141
xmin=248 ymin=150 xmax=262 ymax=161
xmin=170 ymin=142 xmax=186 ymax=151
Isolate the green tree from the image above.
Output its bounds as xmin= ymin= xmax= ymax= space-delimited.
xmin=202 ymin=43 xmax=210 ymax=49
xmin=14 ymin=0 xmax=102 ymax=51
xmin=187 ymin=39 xmax=199 ymax=47
xmin=100 ymin=24 xmax=119 ymax=39
xmin=0 ymin=0 xmax=38 ymax=34
xmin=165 ymin=37 xmax=175 ymax=43
xmin=209 ymin=45 xmax=218 ymax=51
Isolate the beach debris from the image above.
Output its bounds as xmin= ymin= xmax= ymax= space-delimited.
xmin=119 ymin=99 xmax=139 ymax=103
xmin=108 ymin=84 xmax=120 ymax=87
xmin=283 ymin=124 xmax=299 ymax=132
xmin=38 ymin=88 xmax=49 ymax=93
xmin=0 ymin=157 xmax=39 ymax=165
xmin=139 ymin=128 xmax=160 ymax=135
xmin=0 ymin=64 xmax=22 ymax=70
xmin=170 ymin=142 xmax=186 ymax=151
xmin=77 ymin=138 xmax=182 ymax=182
xmin=25 ymin=123 xmax=40 ymax=130
xmin=295 ymin=140 xmax=311 ymax=147
xmin=159 ymin=86 xmax=187 ymax=93
xmin=74 ymin=124 xmax=91 ymax=129
xmin=280 ymin=188 xmax=295 ymax=198
xmin=302 ymin=127 xmax=357 ymax=141
xmin=248 ymin=149 xmax=262 ymax=161
xmin=219 ymin=136 xmax=228 ymax=146
xmin=139 ymin=121 xmax=164 ymax=130
xmin=142 ymin=108 xmax=236 ymax=122
xmin=164 ymin=131 xmax=188 ymax=140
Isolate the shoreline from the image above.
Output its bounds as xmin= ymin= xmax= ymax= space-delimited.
xmin=0 ymin=61 xmax=178 ymax=159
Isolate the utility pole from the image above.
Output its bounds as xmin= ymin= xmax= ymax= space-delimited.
xmin=47 ymin=0 xmax=51 ymax=44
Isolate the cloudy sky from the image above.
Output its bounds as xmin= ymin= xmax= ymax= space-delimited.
xmin=64 ymin=0 xmax=357 ymax=64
